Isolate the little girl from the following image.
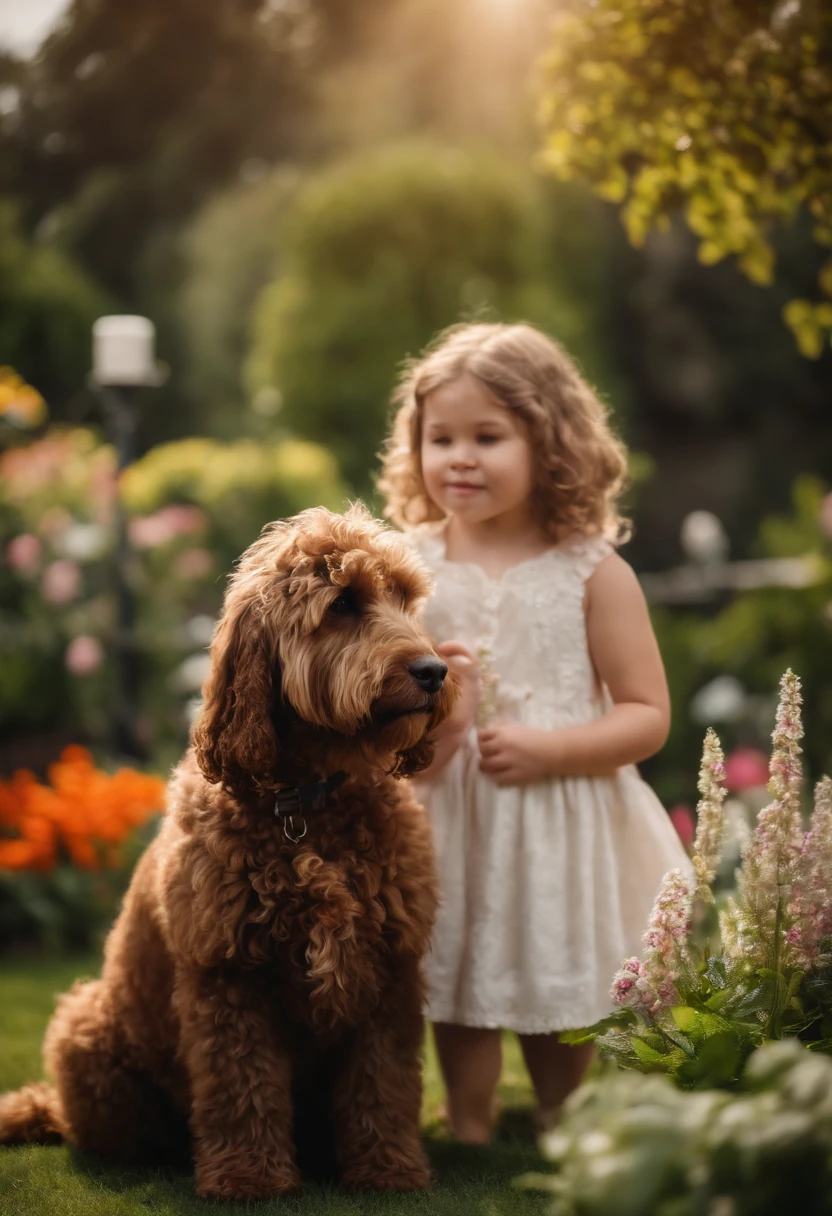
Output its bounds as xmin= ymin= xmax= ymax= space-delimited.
xmin=378 ymin=322 xmax=691 ymax=1143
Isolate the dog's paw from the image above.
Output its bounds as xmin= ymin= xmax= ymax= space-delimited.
xmin=195 ymin=1158 xmax=301 ymax=1200
xmin=341 ymin=1152 xmax=432 ymax=1192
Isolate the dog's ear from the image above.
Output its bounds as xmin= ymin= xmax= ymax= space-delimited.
xmin=191 ymin=598 xmax=279 ymax=799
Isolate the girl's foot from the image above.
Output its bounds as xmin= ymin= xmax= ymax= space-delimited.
xmin=432 ymin=1023 xmax=502 ymax=1145
xmin=437 ymin=1097 xmax=501 ymax=1144
xmin=533 ymin=1103 xmax=563 ymax=1135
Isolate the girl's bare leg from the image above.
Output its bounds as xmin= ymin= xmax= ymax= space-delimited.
xmin=519 ymin=1034 xmax=594 ymax=1129
xmin=432 ymin=1023 xmax=501 ymax=1145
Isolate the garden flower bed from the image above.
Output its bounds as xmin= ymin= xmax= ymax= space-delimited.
xmin=531 ymin=670 xmax=832 ymax=1214
xmin=0 ymin=748 xmax=164 ymax=951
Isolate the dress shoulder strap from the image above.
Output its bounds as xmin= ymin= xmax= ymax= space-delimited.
xmin=403 ymin=523 xmax=445 ymax=569
xmin=561 ymin=533 xmax=615 ymax=583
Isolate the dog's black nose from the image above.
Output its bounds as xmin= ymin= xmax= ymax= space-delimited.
xmin=408 ymin=655 xmax=448 ymax=695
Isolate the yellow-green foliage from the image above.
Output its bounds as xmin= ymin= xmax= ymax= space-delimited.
xmin=122 ymin=435 xmax=348 ymax=579
xmin=538 ymin=1 xmax=832 ymax=357
xmin=123 ymin=437 xmax=346 ymax=519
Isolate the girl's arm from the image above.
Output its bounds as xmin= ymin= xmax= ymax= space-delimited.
xmin=478 ymin=555 xmax=670 ymax=784
xmin=554 ymin=553 xmax=670 ymax=773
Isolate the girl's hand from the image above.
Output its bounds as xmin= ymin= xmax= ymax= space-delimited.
xmin=417 ymin=642 xmax=479 ymax=783
xmin=435 ymin=641 xmax=479 ymax=736
xmin=477 ymin=724 xmax=561 ymax=787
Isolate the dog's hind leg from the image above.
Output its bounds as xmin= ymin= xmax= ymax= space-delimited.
xmin=44 ymin=980 xmax=188 ymax=1165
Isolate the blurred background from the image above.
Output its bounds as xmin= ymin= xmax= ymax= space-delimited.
xmin=1 ymin=0 xmax=830 ymax=946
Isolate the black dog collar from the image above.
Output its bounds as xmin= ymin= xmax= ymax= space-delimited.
xmin=273 ymin=771 xmax=347 ymax=844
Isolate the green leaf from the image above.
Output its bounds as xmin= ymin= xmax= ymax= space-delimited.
xmin=670 ymin=1006 xmax=734 ymax=1046
xmin=676 ymin=1030 xmax=744 ymax=1088
xmin=705 ymin=987 xmax=734 ymax=1013
xmin=706 ymin=956 xmax=728 ymax=990
xmin=670 ymin=1006 xmax=698 ymax=1032
xmin=783 ymin=298 xmax=824 ymax=358
xmin=560 ymin=1008 xmax=636 ymax=1044
xmin=631 ymin=1037 xmax=673 ymax=1065
xmin=818 ymin=257 xmax=832 ymax=298
xmin=698 ymin=239 xmax=727 ymax=265
xmin=631 ymin=1037 xmax=689 ymax=1073
xmin=738 ymin=239 xmax=775 ymax=286
xmin=787 ymin=971 xmax=804 ymax=999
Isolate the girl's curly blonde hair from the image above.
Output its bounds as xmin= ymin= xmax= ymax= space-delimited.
xmin=378 ymin=322 xmax=630 ymax=544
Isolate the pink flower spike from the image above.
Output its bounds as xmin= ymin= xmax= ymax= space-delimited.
xmin=691 ymin=729 xmax=727 ymax=902
xmin=725 ymin=671 xmax=806 ymax=969
xmin=639 ymin=868 xmax=693 ymax=1012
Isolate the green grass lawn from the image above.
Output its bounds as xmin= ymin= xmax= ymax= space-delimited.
xmin=0 ymin=955 xmax=552 ymax=1216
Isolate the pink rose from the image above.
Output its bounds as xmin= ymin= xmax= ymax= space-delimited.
xmin=6 ymin=533 xmax=41 ymax=574
xmin=130 ymin=514 xmax=173 ymax=548
xmin=724 ymin=747 xmax=770 ymax=793
xmin=669 ymin=804 xmax=696 ymax=848
xmin=65 ymin=635 xmax=104 ymax=676
xmin=41 ymin=558 xmax=81 ymax=604
xmin=129 ymin=506 xmax=208 ymax=549
xmin=174 ymin=548 xmax=214 ymax=580
xmin=160 ymin=505 xmax=207 ymax=536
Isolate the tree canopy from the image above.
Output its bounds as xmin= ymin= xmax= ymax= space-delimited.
xmin=0 ymin=200 xmax=108 ymax=410
xmin=1 ymin=0 xmax=399 ymax=302
xmin=3 ymin=0 xmax=305 ymax=299
xmin=538 ymin=0 xmax=832 ymax=357
xmin=245 ymin=142 xmax=592 ymax=491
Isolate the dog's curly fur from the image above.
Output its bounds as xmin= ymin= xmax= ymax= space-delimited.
xmin=0 ymin=507 xmax=455 ymax=1200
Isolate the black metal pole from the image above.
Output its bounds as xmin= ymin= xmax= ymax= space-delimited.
xmin=101 ymin=384 xmax=145 ymax=762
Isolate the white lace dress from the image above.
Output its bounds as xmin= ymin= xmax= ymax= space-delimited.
xmin=408 ymin=526 xmax=692 ymax=1033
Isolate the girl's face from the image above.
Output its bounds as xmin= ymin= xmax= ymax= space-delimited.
xmin=420 ymin=375 xmax=536 ymax=527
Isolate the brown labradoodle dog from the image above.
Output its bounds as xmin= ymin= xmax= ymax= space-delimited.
xmin=0 ymin=506 xmax=455 ymax=1200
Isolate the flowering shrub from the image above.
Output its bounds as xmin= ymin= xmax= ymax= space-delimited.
xmin=0 ymin=368 xmax=48 ymax=430
xmin=120 ymin=434 xmax=344 ymax=579
xmin=0 ymin=429 xmax=116 ymax=742
xmin=569 ymin=671 xmax=832 ymax=1087
xmin=0 ymin=747 xmax=164 ymax=950
xmin=531 ymin=1040 xmax=832 ymax=1216
xmin=0 ymin=425 xmax=346 ymax=757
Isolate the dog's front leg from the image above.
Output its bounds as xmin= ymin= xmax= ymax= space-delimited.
xmin=332 ymin=962 xmax=431 ymax=1191
xmin=176 ymin=964 xmax=300 ymax=1200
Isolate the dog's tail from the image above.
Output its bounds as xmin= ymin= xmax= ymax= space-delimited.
xmin=0 ymin=1083 xmax=64 ymax=1145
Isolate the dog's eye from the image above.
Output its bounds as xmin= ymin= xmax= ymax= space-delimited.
xmin=328 ymin=590 xmax=357 ymax=616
